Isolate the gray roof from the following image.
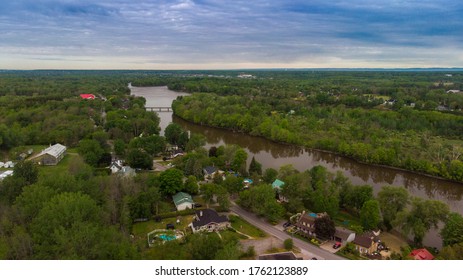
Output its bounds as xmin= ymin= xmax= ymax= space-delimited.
xmin=203 ymin=166 xmax=218 ymax=175
xmin=172 ymin=192 xmax=194 ymax=207
xmin=335 ymin=226 xmax=355 ymax=241
xmin=192 ymin=209 xmax=228 ymax=228
xmin=38 ymin=144 xmax=66 ymax=158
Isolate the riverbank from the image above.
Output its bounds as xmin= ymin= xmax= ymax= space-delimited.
xmin=173 ymin=112 xmax=463 ymax=186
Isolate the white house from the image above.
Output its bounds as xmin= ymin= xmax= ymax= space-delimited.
xmin=172 ymin=192 xmax=194 ymax=211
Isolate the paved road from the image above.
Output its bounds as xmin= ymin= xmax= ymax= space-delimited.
xmin=230 ymin=205 xmax=345 ymax=260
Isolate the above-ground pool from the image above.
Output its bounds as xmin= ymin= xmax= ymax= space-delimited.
xmin=158 ymin=234 xmax=176 ymax=241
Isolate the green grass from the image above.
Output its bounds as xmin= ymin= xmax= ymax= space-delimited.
xmin=132 ymin=216 xmax=194 ymax=240
xmin=333 ymin=210 xmax=362 ymax=228
xmin=229 ymin=215 xmax=267 ymax=239
xmin=37 ymin=153 xmax=80 ymax=178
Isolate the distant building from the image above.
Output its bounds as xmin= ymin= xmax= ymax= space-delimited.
xmin=80 ymin=94 xmax=96 ymax=99
xmin=29 ymin=144 xmax=66 ymax=166
xmin=447 ymin=90 xmax=461 ymax=94
xmin=295 ymin=211 xmax=328 ymax=238
xmin=0 ymin=170 xmax=14 ymax=181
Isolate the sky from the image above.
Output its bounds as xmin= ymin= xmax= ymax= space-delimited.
xmin=0 ymin=0 xmax=462 ymax=69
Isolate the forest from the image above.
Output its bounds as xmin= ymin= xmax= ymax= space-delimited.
xmin=1 ymin=70 xmax=463 ymax=260
xmin=169 ymin=70 xmax=463 ymax=182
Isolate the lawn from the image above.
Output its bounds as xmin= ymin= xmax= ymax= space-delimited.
xmin=229 ymin=214 xmax=267 ymax=239
xmin=132 ymin=215 xmax=195 ymax=241
xmin=37 ymin=153 xmax=80 ymax=178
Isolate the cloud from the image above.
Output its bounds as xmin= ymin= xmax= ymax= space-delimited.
xmin=0 ymin=0 xmax=462 ymax=69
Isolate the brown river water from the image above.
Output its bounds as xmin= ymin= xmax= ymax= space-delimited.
xmin=132 ymin=85 xmax=463 ymax=249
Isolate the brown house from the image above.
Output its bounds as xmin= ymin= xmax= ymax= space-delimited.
xmin=353 ymin=233 xmax=379 ymax=255
xmin=294 ymin=211 xmax=328 ymax=238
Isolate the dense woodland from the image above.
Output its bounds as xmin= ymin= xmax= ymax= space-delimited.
xmin=0 ymin=70 xmax=463 ymax=260
xmin=169 ymin=71 xmax=463 ymax=182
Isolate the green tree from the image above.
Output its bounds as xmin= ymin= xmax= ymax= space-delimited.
xmin=314 ymin=215 xmax=336 ymax=240
xmin=164 ymin=123 xmax=184 ymax=145
xmin=126 ymin=148 xmax=152 ymax=169
xmin=78 ymin=139 xmax=104 ymax=167
xmin=185 ymin=133 xmax=206 ymax=152
xmin=159 ymin=168 xmax=184 ymax=196
xmin=394 ymin=198 xmax=449 ymax=246
xmin=183 ymin=175 xmax=199 ymax=195
xmin=438 ymin=242 xmax=463 ymax=260
xmin=248 ymin=156 xmax=262 ymax=175
xmin=14 ymin=184 xmax=57 ymax=223
xmin=263 ymin=168 xmax=278 ymax=184
xmin=360 ymin=200 xmax=381 ymax=230
xmin=441 ymin=212 xmax=463 ymax=247
xmin=343 ymin=185 xmax=373 ymax=213
xmin=200 ymin=183 xmax=216 ymax=208
xmin=377 ymin=186 xmax=409 ymax=230
xmin=231 ymin=148 xmax=248 ymax=173
xmin=222 ymin=175 xmax=243 ymax=195
xmin=13 ymin=160 xmax=38 ymax=186
xmin=113 ymin=139 xmax=126 ymax=157
xmin=284 ymin=238 xmax=294 ymax=250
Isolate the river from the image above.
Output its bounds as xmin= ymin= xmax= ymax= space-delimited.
xmin=131 ymin=85 xmax=463 ymax=249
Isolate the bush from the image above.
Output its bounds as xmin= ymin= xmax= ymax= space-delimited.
xmin=284 ymin=238 xmax=294 ymax=250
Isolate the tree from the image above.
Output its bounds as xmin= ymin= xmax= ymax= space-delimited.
xmin=216 ymin=186 xmax=230 ymax=211
xmin=284 ymin=238 xmax=294 ymax=250
xmin=126 ymin=148 xmax=152 ymax=169
xmin=201 ymin=183 xmax=217 ymax=208
xmin=185 ymin=133 xmax=206 ymax=152
xmin=14 ymin=184 xmax=57 ymax=223
xmin=183 ymin=175 xmax=199 ymax=195
xmin=248 ymin=156 xmax=262 ymax=175
xmin=263 ymin=168 xmax=278 ymax=184
xmin=360 ymin=200 xmax=381 ymax=230
xmin=222 ymin=175 xmax=243 ymax=195
xmin=231 ymin=148 xmax=248 ymax=173
xmin=438 ymin=242 xmax=463 ymax=260
xmin=441 ymin=212 xmax=463 ymax=247
xmin=377 ymin=186 xmax=409 ymax=230
xmin=314 ymin=215 xmax=336 ymax=240
xmin=343 ymin=185 xmax=373 ymax=212
xmin=159 ymin=168 xmax=184 ymax=196
xmin=113 ymin=139 xmax=126 ymax=157
xmin=12 ymin=161 xmax=38 ymax=186
xmin=78 ymin=139 xmax=104 ymax=167
xmin=164 ymin=123 xmax=184 ymax=145
xmin=394 ymin=198 xmax=449 ymax=246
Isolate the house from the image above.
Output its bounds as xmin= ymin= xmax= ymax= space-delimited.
xmin=272 ymin=179 xmax=285 ymax=190
xmin=190 ymin=209 xmax=230 ymax=233
xmin=119 ymin=166 xmax=136 ymax=177
xmin=172 ymin=192 xmax=194 ymax=211
xmin=272 ymin=179 xmax=287 ymax=202
xmin=29 ymin=144 xmax=66 ymax=166
xmin=353 ymin=233 xmax=379 ymax=255
xmin=333 ymin=226 xmax=356 ymax=245
xmin=80 ymin=94 xmax=96 ymax=99
xmin=409 ymin=248 xmax=435 ymax=260
xmin=203 ymin=166 xmax=218 ymax=180
xmin=258 ymin=251 xmax=302 ymax=260
xmin=109 ymin=160 xmax=123 ymax=174
xmin=294 ymin=211 xmax=328 ymax=238
xmin=447 ymin=90 xmax=461 ymax=94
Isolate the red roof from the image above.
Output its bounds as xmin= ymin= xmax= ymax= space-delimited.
xmin=409 ymin=248 xmax=434 ymax=260
xmin=80 ymin=94 xmax=95 ymax=99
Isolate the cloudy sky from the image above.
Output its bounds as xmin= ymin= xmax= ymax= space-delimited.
xmin=1 ymin=0 xmax=462 ymax=69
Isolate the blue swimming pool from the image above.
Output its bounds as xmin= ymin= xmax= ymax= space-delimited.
xmin=158 ymin=234 xmax=176 ymax=241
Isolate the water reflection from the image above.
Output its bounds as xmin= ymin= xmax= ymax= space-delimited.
xmin=134 ymin=86 xmax=463 ymax=249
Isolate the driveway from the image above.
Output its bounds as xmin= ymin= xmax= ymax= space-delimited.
xmin=320 ymin=240 xmax=341 ymax=254
xmin=230 ymin=205 xmax=345 ymax=260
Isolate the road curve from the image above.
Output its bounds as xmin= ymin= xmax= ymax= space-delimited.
xmin=230 ymin=205 xmax=346 ymax=260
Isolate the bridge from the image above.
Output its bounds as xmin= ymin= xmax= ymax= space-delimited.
xmin=145 ymin=106 xmax=172 ymax=112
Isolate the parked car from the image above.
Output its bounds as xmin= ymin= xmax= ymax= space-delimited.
xmin=333 ymin=242 xmax=341 ymax=249
xmin=194 ymin=203 xmax=202 ymax=208
xmin=283 ymin=221 xmax=292 ymax=228
xmin=166 ymin=223 xmax=175 ymax=230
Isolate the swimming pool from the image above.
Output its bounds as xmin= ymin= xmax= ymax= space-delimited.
xmin=158 ymin=234 xmax=176 ymax=241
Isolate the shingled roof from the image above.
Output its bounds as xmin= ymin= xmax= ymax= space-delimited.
xmin=192 ymin=209 xmax=228 ymax=228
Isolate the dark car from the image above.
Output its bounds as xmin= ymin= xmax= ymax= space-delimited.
xmin=194 ymin=203 xmax=202 ymax=208
xmin=166 ymin=223 xmax=175 ymax=230
xmin=333 ymin=242 xmax=342 ymax=249
xmin=283 ymin=221 xmax=292 ymax=228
